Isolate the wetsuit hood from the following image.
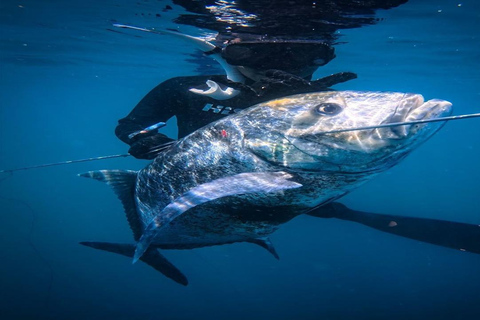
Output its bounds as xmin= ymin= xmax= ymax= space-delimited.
xmin=220 ymin=39 xmax=335 ymax=79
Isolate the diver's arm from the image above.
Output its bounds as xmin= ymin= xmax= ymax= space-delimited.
xmin=248 ymin=70 xmax=358 ymax=98
xmin=310 ymin=72 xmax=357 ymax=89
xmin=115 ymin=78 xmax=181 ymax=146
xmin=116 ymin=78 xmax=193 ymax=159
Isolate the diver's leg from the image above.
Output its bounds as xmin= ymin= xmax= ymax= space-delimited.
xmin=308 ymin=203 xmax=480 ymax=254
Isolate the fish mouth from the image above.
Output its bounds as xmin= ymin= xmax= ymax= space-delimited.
xmin=380 ymin=94 xmax=453 ymax=139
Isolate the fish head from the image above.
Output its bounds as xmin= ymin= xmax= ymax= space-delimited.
xmin=245 ymin=91 xmax=452 ymax=173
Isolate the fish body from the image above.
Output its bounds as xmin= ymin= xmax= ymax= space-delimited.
xmin=133 ymin=91 xmax=451 ymax=247
xmin=81 ymin=90 xmax=452 ymax=284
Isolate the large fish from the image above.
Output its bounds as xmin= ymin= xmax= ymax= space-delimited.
xmin=80 ymin=91 xmax=478 ymax=285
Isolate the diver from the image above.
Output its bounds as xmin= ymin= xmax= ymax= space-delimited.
xmin=115 ymin=35 xmax=357 ymax=159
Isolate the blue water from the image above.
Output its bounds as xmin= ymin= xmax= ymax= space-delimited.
xmin=1 ymin=0 xmax=479 ymax=319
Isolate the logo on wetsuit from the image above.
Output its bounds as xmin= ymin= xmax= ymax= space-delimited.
xmin=202 ymin=103 xmax=241 ymax=115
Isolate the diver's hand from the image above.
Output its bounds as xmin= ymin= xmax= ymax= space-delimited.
xmin=128 ymin=134 xmax=175 ymax=160
xmin=252 ymin=69 xmax=311 ymax=96
xmin=251 ymin=70 xmax=358 ymax=97
xmin=264 ymin=69 xmax=312 ymax=87
xmin=310 ymin=72 xmax=357 ymax=89
xmin=264 ymin=70 xmax=357 ymax=89
xmin=248 ymin=69 xmax=313 ymax=97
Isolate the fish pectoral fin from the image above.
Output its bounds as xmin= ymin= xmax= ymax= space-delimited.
xmin=80 ymin=241 xmax=188 ymax=286
xmin=133 ymin=171 xmax=302 ymax=263
xmin=247 ymin=237 xmax=280 ymax=260
xmin=79 ymin=170 xmax=143 ymax=241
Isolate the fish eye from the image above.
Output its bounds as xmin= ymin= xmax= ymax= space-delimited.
xmin=314 ymin=103 xmax=342 ymax=116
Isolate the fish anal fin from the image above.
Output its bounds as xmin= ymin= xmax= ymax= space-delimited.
xmin=80 ymin=241 xmax=135 ymax=257
xmin=79 ymin=170 xmax=142 ymax=241
xmin=248 ymin=237 xmax=280 ymax=260
xmin=80 ymin=241 xmax=188 ymax=286
xmin=142 ymin=247 xmax=188 ymax=286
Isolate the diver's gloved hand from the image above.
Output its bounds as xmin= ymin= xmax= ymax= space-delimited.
xmin=249 ymin=69 xmax=311 ymax=97
xmin=128 ymin=133 xmax=175 ymax=160
xmin=264 ymin=69 xmax=312 ymax=87
xmin=250 ymin=70 xmax=357 ymax=97
xmin=310 ymin=72 xmax=357 ymax=89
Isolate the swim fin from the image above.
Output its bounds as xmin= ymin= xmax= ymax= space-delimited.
xmin=308 ymin=202 xmax=480 ymax=254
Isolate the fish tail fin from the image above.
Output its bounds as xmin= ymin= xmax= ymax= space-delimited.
xmin=78 ymin=170 xmax=143 ymax=241
xmin=80 ymin=241 xmax=188 ymax=286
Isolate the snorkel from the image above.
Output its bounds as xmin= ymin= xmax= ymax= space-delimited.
xmin=112 ymin=24 xmax=338 ymax=100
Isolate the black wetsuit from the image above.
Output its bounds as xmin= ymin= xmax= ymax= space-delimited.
xmin=116 ymin=72 xmax=357 ymax=159
xmin=117 ymin=75 xmax=257 ymax=146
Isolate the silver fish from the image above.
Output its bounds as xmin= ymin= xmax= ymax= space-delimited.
xmin=81 ymin=91 xmax=453 ymax=285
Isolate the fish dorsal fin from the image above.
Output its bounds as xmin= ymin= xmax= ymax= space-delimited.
xmin=79 ymin=170 xmax=142 ymax=241
xmin=133 ymin=171 xmax=302 ymax=263
xmin=247 ymin=237 xmax=280 ymax=260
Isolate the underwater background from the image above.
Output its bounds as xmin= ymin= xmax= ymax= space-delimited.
xmin=0 ymin=0 xmax=479 ymax=319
